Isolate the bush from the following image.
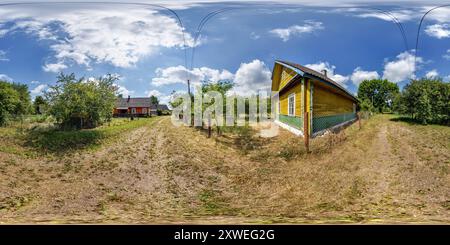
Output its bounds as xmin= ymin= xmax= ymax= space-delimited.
xmin=45 ymin=73 xmax=118 ymax=129
xmin=0 ymin=81 xmax=31 ymax=126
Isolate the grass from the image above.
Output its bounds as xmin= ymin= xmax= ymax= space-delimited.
xmin=0 ymin=114 xmax=448 ymax=224
xmin=0 ymin=117 xmax=159 ymax=155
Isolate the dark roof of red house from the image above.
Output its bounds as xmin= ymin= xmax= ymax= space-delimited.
xmin=115 ymin=97 xmax=169 ymax=110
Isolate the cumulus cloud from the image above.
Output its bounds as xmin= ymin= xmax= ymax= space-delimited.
xmin=305 ymin=62 xmax=350 ymax=88
xmin=30 ymin=80 xmax=40 ymax=84
xmin=43 ymin=62 xmax=68 ymax=73
xmin=350 ymin=67 xmax=380 ymax=86
xmin=444 ymin=49 xmax=450 ymax=60
xmin=147 ymin=89 xmax=163 ymax=97
xmin=269 ymin=20 xmax=323 ymax=42
xmin=0 ymin=5 xmax=194 ymax=70
xmin=382 ymin=51 xmax=421 ymax=83
xmin=0 ymin=50 xmax=8 ymax=61
xmin=425 ymin=69 xmax=439 ymax=78
xmin=152 ymin=59 xmax=272 ymax=96
xmin=30 ymin=84 xmax=48 ymax=96
xmin=232 ymin=59 xmax=272 ymax=96
xmin=152 ymin=65 xmax=234 ymax=87
xmin=116 ymin=84 xmax=134 ymax=97
xmin=425 ymin=24 xmax=450 ymax=39
xmin=0 ymin=74 xmax=13 ymax=82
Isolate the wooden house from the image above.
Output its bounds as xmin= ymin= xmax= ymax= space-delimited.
xmin=113 ymin=96 xmax=169 ymax=117
xmin=271 ymin=60 xmax=358 ymax=137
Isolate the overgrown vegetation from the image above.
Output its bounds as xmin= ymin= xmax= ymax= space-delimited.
xmin=394 ymin=78 xmax=449 ymax=125
xmin=45 ymin=73 xmax=118 ymax=129
xmin=0 ymin=80 xmax=32 ymax=126
xmin=357 ymin=79 xmax=399 ymax=113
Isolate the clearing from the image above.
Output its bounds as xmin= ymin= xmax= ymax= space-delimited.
xmin=0 ymin=115 xmax=449 ymax=223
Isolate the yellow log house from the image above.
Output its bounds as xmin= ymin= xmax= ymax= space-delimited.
xmin=271 ymin=60 xmax=358 ymax=137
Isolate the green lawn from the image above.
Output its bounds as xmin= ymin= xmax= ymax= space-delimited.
xmin=0 ymin=117 xmax=160 ymax=156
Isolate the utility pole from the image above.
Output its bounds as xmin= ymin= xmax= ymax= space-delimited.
xmin=187 ymin=79 xmax=191 ymax=96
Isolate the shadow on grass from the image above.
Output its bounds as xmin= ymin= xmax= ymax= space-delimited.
xmin=389 ymin=116 xmax=449 ymax=126
xmin=24 ymin=127 xmax=106 ymax=154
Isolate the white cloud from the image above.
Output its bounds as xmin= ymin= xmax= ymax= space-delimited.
xmin=250 ymin=32 xmax=260 ymax=40
xmin=305 ymin=62 xmax=350 ymax=88
xmin=444 ymin=49 xmax=450 ymax=60
xmin=30 ymin=84 xmax=48 ymax=96
xmin=152 ymin=59 xmax=271 ymax=96
xmin=382 ymin=51 xmax=421 ymax=83
xmin=0 ymin=74 xmax=13 ymax=82
xmin=30 ymin=80 xmax=40 ymax=84
xmin=423 ymin=6 xmax=450 ymax=23
xmin=425 ymin=24 xmax=450 ymax=39
xmin=152 ymin=65 xmax=234 ymax=87
xmin=269 ymin=20 xmax=323 ymax=42
xmin=356 ymin=9 xmax=418 ymax=22
xmin=43 ymin=62 xmax=68 ymax=73
xmin=0 ymin=5 xmax=195 ymax=69
xmin=116 ymin=84 xmax=134 ymax=97
xmin=350 ymin=67 xmax=380 ymax=86
xmin=425 ymin=69 xmax=439 ymax=78
xmin=146 ymin=89 xmax=163 ymax=97
xmin=232 ymin=59 xmax=272 ymax=96
xmin=0 ymin=50 xmax=8 ymax=61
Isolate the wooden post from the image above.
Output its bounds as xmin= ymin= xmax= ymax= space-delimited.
xmin=358 ymin=112 xmax=361 ymax=130
xmin=304 ymin=111 xmax=310 ymax=153
xmin=208 ymin=114 xmax=211 ymax=138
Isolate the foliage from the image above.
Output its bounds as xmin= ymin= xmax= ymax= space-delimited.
xmin=11 ymin=83 xmax=32 ymax=116
xmin=396 ymin=78 xmax=449 ymax=125
xmin=150 ymin=95 xmax=159 ymax=105
xmin=0 ymin=80 xmax=32 ymax=126
xmin=44 ymin=73 xmax=118 ymax=129
xmin=357 ymin=79 xmax=399 ymax=113
xmin=33 ymin=95 xmax=47 ymax=114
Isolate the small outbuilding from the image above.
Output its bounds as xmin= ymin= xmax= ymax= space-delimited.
xmin=271 ymin=60 xmax=358 ymax=137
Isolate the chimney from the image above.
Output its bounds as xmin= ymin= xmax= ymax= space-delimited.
xmin=127 ymin=95 xmax=130 ymax=103
xmin=322 ymin=69 xmax=327 ymax=77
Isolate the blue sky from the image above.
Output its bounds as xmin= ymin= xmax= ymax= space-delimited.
xmin=0 ymin=0 xmax=449 ymax=103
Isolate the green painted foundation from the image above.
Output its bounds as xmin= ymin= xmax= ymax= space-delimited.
xmin=279 ymin=114 xmax=303 ymax=129
xmin=312 ymin=112 xmax=356 ymax=133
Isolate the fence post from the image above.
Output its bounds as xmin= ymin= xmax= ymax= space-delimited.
xmin=208 ymin=114 xmax=211 ymax=138
xmin=304 ymin=111 xmax=310 ymax=153
xmin=358 ymin=112 xmax=361 ymax=130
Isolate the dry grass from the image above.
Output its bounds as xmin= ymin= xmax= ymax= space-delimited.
xmin=0 ymin=114 xmax=448 ymax=224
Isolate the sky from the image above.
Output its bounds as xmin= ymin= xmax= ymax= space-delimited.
xmin=0 ymin=0 xmax=449 ymax=104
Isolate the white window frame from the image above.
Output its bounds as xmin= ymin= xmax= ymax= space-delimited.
xmin=142 ymin=108 xmax=147 ymax=114
xmin=131 ymin=108 xmax=136 ymax=114
xmin=288 ymin=93 xmax=295 ymax=116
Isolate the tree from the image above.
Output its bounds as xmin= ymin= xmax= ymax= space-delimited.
xmin=33 ymin=95 xmax=47 ymax=114
xmin=45 ymin=73 xmax=118 ymax=129
xmin=398 ymin=77 xmax=449 ymax=125
xmin=150 ymin=95 xmax=159 ymax=105
xmin=0 ymin=81 xmax=20 ymax=126
xmin=357 ymin=79 xmax=399 ymax=113
xmin=11 ymin=83 xmax=32 ymax=116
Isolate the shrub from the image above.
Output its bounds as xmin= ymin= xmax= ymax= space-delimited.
xmin=398 ymin=78 xmax=449 ymax=125
xmin=45 ymin=73 xmax=118 ymax=129
xmin=0 ymin=81 xmax=31 ymax=126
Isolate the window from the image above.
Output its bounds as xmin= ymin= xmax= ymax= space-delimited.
xmin=142 ymin=108 xmax=147 ymax=114
xmin=288 ymin=93 xmax=295 ymax=116
xmin=131 ymin=108 xmax=136 ymax=114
